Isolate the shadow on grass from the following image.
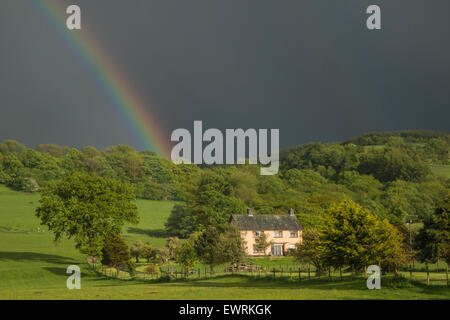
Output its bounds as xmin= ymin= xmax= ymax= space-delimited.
xmin=143 ymin=274 xmax=450 ymax=294
xmin=0 ymin=251 xmax=77 ymax=265
xmin=120 ymin=274 xmax=369 ymax=291
xmin=42 ymin=267 xmax=70 ymax=276
xmin=127 ymin=227 xmax=168 ymax=238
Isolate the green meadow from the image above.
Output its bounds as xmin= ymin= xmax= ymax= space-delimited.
xmin=0 ymin=185 xmax=449 ymax=300
xmin=430 ymin=164 xmax=450 ymax=179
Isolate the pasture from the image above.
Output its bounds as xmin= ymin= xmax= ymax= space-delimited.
xmin=0 ymin=185 xmax=448 ymax=300
xmin=430 ymin=164 xmax=450 ymax=179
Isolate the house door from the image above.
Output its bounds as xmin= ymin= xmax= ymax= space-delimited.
xmin=272 ymin=244 xmax=283 ymax=256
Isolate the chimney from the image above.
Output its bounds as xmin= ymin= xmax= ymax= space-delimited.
xmin=247 ymin=208 xmax=253 ymax=216
xmin=289 ymin=208 xmax=295 ymax=217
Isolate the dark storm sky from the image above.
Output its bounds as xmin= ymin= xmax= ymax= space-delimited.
xmin=0 ymin=0 xmax=449 ymax=152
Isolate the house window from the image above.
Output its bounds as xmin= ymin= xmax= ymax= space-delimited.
xmin=290 ymin=231 xmax=298 ymax=238
xmin=253 ymin=245 xmax=264 ymax=253
xmin=254 ymin=231 xmax=261 ymax=237
xmin=274 ymin=230 xmax=283 ymax=238
xmin=289 ymin=244 xmax=296 ymax=250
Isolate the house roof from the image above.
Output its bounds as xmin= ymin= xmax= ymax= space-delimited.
xmin=230 ymin=214 xmax=303 ymax=231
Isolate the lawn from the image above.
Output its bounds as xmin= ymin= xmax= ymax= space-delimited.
xmin=0 ymin=184 xmax=448 ymax=300
xmin=1 ymin=272 xmax=449 ymax=300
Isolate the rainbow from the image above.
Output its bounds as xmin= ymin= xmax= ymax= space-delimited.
xmin=30 ymin=0 xmax=171 ymax=157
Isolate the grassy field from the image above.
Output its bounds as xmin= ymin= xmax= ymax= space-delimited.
xmin=0 ymin=184 xmax=448 ymax=300
xmin=430 ymin=164 xmax=450 ymax=179
xmin=0 ymin=184 xmax=175 ymax=296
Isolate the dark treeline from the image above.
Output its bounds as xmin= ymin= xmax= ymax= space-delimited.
xmin=0 ymin=130 xmax=449 ymax=239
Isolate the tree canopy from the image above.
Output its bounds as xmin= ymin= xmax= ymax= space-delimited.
xmin=35 ymin=173 xmax=139 ymax=257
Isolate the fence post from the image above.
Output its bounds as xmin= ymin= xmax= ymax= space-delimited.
xmin=446 ymin=265 xmax=449 ymax=287
xmin=409 ymin=264 xmax=412 ymax=281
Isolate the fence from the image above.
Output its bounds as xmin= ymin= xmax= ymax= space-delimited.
xmin=89 ymin=261 xmax=449 ymax=286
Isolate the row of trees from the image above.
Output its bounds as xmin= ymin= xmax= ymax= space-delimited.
xmin=294 ymin=196 xmax=449 ymax=277
xmin=294 ymin=200 xmax=408 ymax=274
xmin=2 ymin=132 xmax=448 ymax=232
xmin=100 ymin=196 xmax=449 ymax=278
xmin=175 ymin=224 xmax=245 ymax=274
xmin=33 ymin=171 xmax=245 ymax=275
xmin=165 ymin=163 xmax=447 ymax=236
xmin=104 ymin=226 xmax=246 ymax=277
xmin=0 ymin=140 xmax=181 ymax=200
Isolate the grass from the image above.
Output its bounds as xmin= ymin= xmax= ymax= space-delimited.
xmin=124 ymin=199 xmax=176 ymax=248
xmin=0 ymin=184 xmax=449 ymax=300
xmin=1 ymin=273 xmax=449 ymax=300
xmin=430 ymin=164 xmax=450 ymax=179
xmin=0 ymin=184 xmax=175 ymax=295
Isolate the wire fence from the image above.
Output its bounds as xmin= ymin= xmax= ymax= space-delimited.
xmin=89 ymin=261 xmax=449 ymax=286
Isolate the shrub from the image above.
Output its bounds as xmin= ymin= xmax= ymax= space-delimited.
xmin=145 ymin=264 xmax=160 ymax=274
xmin=383 ymin=274 xmax=412 ymax=289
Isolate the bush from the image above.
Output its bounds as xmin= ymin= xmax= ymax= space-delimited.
xmin=22 ymin=177 xmax=39 ymax=192
xmin=383 ymin=274 xmax=412 ymax=289
xmin=126 ymin=260 xmax=136 ymax=277
xmin=145 ymin=264 xmax=160 ymax=274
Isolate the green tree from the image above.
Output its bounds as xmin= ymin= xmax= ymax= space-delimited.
xmin=358 ymin=147 xmax=429 ymax=182
xmin=175 ymin=239 xmax=199 ymax=276
xmin=253 ymin=232 xmax=271 ymax=255
xmin=158 ymin=247 xmax=171 ymax=264
xmin=35 ymin=173 xmax=139 ymax=258
xmin=130 ymin=240 xmax=144 ymax=263
xmin=165 ymin=204 xmax=198 ymax=238
xmin=101 ymin=233 xmax=131 ymax=276
xmin=166 ymin=237 xmax=179 ymax=260
xmin=186 ymin=170 xmax=246 ymax=228
xmin=141 ymin=244 xmax=157 ymax=263
xmin=194 ymin=224 xmax=245 ymax=272
xmin=36 ymin=144 xmax=70 ymax=158
xmin=293 ymin=229 xmax=326 ymax=274
xmin=415 ymin=192 xmax=450 ymax=266
xmin=221 ymin=223 xmax=246 ymax=266
xmin=374 ymin=219 xmax=409 ymax=273
xmin=22 ymin=177 xmax=40 ymax=193
xmin=0 ymin=140 xmax=26 ymax=154
xmin=321 ymin=200 xmax=380 ymax=273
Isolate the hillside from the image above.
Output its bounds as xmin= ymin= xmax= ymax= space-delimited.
xmin=0 ymin=184 xmax=174 ymax=294
xmin=1 ymin=131 xmax=449 ymax=234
